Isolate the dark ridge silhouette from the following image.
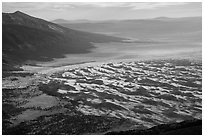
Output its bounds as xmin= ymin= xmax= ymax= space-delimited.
xmin=2 ymin=11 xmax=125 ymax=71
xmin=106 ymin=119 xmax=202 ymax=135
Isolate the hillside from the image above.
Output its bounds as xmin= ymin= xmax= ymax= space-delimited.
xmin=2 ymin=11 xmax=124 ymax=70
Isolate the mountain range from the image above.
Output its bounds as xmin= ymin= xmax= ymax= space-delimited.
xmin=54 ymin=16 xmax=202 ymax=42
xmin=2 ymin=11 xmax=124 ymax=70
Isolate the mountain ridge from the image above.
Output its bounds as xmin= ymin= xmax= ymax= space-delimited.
xmin=56 ymin=16 xmax=201 ymax=41
xmin=51 ymin=16 xmax=202 ymax=24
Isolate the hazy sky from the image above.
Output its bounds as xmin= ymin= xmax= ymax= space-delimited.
xmin=2 ymin=2 xmax=202 ymax=21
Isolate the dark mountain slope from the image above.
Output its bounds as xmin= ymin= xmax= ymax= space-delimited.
xmin=3 ymin=24 xmax=91 ymax=61
xmin=3 ymin=11 xmax=60 ymax=31
xmin=2 ymin=11 xmax=124 ymax=70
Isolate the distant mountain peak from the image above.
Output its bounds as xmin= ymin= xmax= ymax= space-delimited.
xmin=12 ymin=10 xmax=33 ymax=18
xmin=154 ymin=16 xmax=170 ymax=19
xmin=52 ymin=18 xmax=94 ymax=24
xmin=3 ymin=11 xmax=33 ymax=21
xmin=53 ymin=19 xmax=68 ymax=22
xmin=14 ymin=10 xmax=24 ymax=14
xmin=52 ymin=19 xmax=69 ymax=23
xmin=3 ymin=11 xmax=65 ymax=32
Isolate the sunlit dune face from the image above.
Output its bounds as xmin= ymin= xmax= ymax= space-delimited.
xmin=40 ymin=60 xmax=202 ymax=128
